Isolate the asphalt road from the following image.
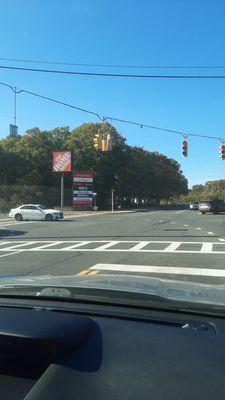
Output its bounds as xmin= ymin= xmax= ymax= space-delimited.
xmin=0 ymin=209 xmax=225 ymax=284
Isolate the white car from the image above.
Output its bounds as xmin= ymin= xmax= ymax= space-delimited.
xmin=189 ymin=201 xmax=199 ymax=210
xmin=9 ymin=204 xmax=64 ymax=221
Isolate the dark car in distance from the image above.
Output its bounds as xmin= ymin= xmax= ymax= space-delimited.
xmin=198 ymin=199 xmax=225 ymax=214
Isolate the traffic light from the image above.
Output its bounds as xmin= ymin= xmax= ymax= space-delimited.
xmin=182 ymin=140 xmax=188 ymax=157
xmin=93 ymin=132 xmax=102 ymax=150
xmin=102 ymin=133 xmax=113 ymax=152
xmin=106 ymin=133 xmax=113 ymax=151
xmin=219 ymin=144 xmax=225 ymax=160
xmin=102 ymin=134 xmax=107 ymax=152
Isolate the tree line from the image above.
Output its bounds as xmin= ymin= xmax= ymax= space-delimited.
xmin=0 ymin=122 xmax=188 ymax=209
xmin=181 ymin=180 xmax=225 ymax=203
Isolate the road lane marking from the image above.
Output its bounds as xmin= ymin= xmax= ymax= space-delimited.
xmin=13 ymin=249 xmax=225 ymax=254
xmin=175 ymin=210 xmax=186 ymax=214
xmin=0 ymin=221 xmax=35 ymax=227
xmin=159 ymin=220 xmax=163 ymax=223
xmin=201 ymin=243 xmax=213 ymax=253
xmin=184 ymin=224 xmax=189 ymax=227
xmin=76 ymin=269 xmax=90 ymax=276
xmin=219 ymin=239 xmax=225 ymax=242
xmin=129 ymin=241 xmax=149 ymax=251
xmin=88 ymin=270 xmax=100 ymax=275
xmin=196 ymin=228 xmax=202 ymax=230
xmin=0 ymin=242 xmax=11 ymax=246
xmin=163 ymin=242 xmax=182 ymax=252
xmin=170 ymin=222 xmax=175 ymax=224
xmin=93 ymin=241 xmax=120 ymax=250
xmin=0 ymin=250 xmax=23 ymax=258
xmin=0 ymin=240 xmax=224 ymax=254
xmin=61 ymin=241 xmax=91 ymax=250
xmin=33 ymin=241 xmax=63 ymax=250
xmin=3 ymin=241 xmax=37 ymax=250
xmin=90 ymin=264 xmax=225 ymax=277
xmin=207 ymin=232 xmax=214 ymax=235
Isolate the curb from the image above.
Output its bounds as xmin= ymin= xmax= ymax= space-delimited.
xmin=64 ymin=210 xmax=137 ymax=218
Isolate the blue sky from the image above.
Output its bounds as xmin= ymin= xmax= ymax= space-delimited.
xmin=0 ymin=0 xmax=225 ymax=187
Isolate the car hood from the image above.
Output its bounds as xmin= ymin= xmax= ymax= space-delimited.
xmin=0 ymin=274 xmax=224 ymax=306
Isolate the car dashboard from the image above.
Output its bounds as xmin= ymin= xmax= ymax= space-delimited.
xmin=0 ymin=297 xmax=224 ymax=400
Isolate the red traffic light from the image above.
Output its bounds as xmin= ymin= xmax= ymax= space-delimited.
xmin=219 ymin=143 xmax=225 ymax=160
xmin=182 ymin=140 xmax=188 ymax=157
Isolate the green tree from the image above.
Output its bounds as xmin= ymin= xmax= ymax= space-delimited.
xmin=0 ymin=122 xmax=188 ymax=209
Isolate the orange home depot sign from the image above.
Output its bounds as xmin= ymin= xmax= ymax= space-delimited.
xmin=53 ymin=151 xmax=71 ymax=172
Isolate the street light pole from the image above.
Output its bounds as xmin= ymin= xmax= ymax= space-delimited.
xmin=13 ymin=86 xmax=17 ymax=127
xmin=0 ymin=83 xmax=19 ymax=136
xmin=111 ymin=189 xmax=114 ymax=213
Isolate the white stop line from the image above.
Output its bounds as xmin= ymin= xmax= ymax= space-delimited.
xmin=90 ymin=264 xmax=225 ymax=277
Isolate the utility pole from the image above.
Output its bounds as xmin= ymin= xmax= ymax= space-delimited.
xmin=4 ymin=174 xmax=7 ymax=204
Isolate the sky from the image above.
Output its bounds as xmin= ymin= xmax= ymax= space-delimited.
xmin=0 ymin=0 xmax=225 ymax=187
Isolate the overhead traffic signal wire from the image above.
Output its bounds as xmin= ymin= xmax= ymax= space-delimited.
xmin=106 ymin=116 xmax=223 ymax=141
xmin=0 ymin=80 xmax=224 ymax=143
xmin=2 ymin=57 xmax=225 ymax=69
xmin=3 ymin=64 xmax=225 ymax=78
xmin=19 ymin=88 xmax=102 ymax=120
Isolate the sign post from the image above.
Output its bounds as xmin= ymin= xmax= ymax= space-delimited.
xmin=73 ymin=172 xmax=94 ymax=210
xmin=52 ymin=151 xmax=71 ymax=208
xmin=60 ymin=174 xmax=64 ymax=207
xmin=111 ymin=189 xmax=114 ymax=213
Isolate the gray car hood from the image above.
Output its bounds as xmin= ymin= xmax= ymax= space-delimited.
xmin=0 ymin=273 xmax=224 ymax=306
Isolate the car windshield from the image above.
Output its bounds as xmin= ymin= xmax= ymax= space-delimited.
xmin=0 ymin=1 xmax=225 ymax=311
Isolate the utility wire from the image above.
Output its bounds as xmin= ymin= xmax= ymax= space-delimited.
xmin=0 ymin=81 xmax=224 ymax=142
xmin=1 ymin=57 xmax=225 ymax=69
xmin=19 ymin=89 xmax=102 ymax=120
xmin=106 ymin=116 xmax=223 ymax=141
xmin=2 ymin=64 xmax=225 ymax=78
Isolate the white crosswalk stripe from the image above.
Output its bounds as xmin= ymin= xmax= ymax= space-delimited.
xmin=201 ymin=243 xmax=213 ymax=253
xmin=0 ymin=240 xmax=224 ymax=254
xmin=163 ymin=242 xmax=182 ymax=252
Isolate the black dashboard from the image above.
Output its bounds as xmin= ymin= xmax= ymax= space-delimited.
xmin=0 ymin=298 xmax=224 ymax=400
